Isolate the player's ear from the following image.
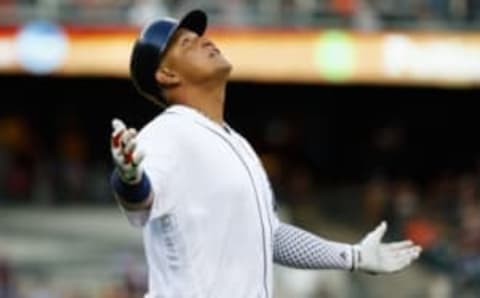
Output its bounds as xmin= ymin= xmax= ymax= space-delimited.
xmin=155 ymin=67 xmax=180 ymax=88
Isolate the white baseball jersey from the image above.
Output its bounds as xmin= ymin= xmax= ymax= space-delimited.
xmin=122 ymin=104 xmax=279 ymax=298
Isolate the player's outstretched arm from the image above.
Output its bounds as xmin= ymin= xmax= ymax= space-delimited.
xmin=110 ymin=118 xmax=153 ymax=211
xmin=273 ymin=221 xmax=421 ymax=274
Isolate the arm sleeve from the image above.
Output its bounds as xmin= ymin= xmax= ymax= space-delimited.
xmin=118 ymin=124 xmax=179 ymax=227
xmin=273 ymin=223 xmax=354 ymax=270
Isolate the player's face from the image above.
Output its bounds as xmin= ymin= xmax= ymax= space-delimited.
xmin=162 ymin=28 xmax=232 ymax=84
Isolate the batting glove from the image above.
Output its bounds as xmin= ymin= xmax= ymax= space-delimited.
xmin=111 ymin=118 xmax=145 ymax=184
xmin=352 ymin=221 xmax=422 ymax=274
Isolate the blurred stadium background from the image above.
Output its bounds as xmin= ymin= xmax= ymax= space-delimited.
xmin=1 ymin=0 xmax=480 ymax=297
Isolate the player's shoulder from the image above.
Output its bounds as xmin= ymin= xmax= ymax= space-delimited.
xmin=230 ymin=127 xmax=252 ymax=147
xmin=139 ymin=109 xmax=178 ymax=133
xmin=229 ymin=128 xmax=260 ymax=157
xmin=136 ymin=107 xmax=192 ymax=144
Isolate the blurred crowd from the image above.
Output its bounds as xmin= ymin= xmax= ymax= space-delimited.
xmin=0 ymin=115 xmax=110 ymax=206
xmin=0 ymin=254 xmax=148 ymax=298
xmin=0 ymin=0 xmax=479 ymax=29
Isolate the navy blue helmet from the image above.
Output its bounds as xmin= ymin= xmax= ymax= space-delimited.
xmin=130 ymin=10 xmax=207 ymax=105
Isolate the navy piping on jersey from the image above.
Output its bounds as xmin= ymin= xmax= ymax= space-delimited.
xmin=165 ymin=110 xmax=271 ymax=298
xmin=235 ymin=140 xmax=276 ymax=237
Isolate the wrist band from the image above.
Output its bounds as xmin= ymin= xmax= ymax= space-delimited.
xmin=111 ymin=170 xmax=151 ymax=203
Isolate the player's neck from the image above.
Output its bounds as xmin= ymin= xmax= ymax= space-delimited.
xmin=182 ymin=83 xmax=226 ymax=125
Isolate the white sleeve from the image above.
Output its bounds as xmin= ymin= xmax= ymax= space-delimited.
xmin=121 ymin=123 xmax=180 ymax=227
xmin=120 ymin=206 xmax=151 ymax=228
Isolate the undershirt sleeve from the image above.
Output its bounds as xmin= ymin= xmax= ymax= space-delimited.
xmin=273 ymin=223 xmax=354 ymax=271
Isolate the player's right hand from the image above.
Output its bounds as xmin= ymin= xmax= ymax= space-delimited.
xmin=111 ymin=118 xmax=145 ymax=184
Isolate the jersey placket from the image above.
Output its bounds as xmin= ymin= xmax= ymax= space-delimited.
xmin=197 ymin=125 xmax=272 ymax=298
xmin=169 ymin=107 xmax=272 ymax=298
xmin=228 ymin=134 xmax=274 ymax=298
xmin=234 ymin=138 xmax=276 ymax=233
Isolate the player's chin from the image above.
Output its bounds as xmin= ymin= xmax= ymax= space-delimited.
xmin=213 ymin=59 xmax=232 ymax=76
xmin=222 ymin=60 xmax=233 ymax=74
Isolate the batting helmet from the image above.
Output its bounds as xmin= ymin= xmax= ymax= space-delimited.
xmin=130 ymin=10 xmax=208 ymax=106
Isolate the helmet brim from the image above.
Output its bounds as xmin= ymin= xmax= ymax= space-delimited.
xmin=178 ymin=9 xmax=207 ymax=37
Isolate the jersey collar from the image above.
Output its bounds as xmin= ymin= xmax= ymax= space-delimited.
xmin=165 ymin=104 xmax=233 ymax=136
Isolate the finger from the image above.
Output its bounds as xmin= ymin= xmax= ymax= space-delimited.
xmin=132 ymin=149 xmax=145 ymax=166
xmin=111 ymin=119 xmax=127 ymax=148
xmin=386 ymin=252 xmax=416 ymax=272
xmin=397 ymin=253 xmax=416 ymax=267
xmin=370 ymin=221 xmax=387 ymax=242
xmin=411 ymin=246 xmax=422 ymax=258
xmin=114 ymin=152 xmax=126 ymax=165
xmin=120 ymin=128 xmax=137 ymax=149
xmin=386 ymin=240 xmax=414 ymax=251
xmin=124 ymin=151 xmax=133 ymax=164
xmin=391 ymin=247 xmax=422 ymax=266
xmin=124 ymin=138 xmax=137 ymax=154
xmin=128 ymin=127 xmax=137 ymax=135
xmin=111 ymin=129 xmax=124 ymax=148
xmin=112 ymin=118 xmax=126 ymax=133
xmin=393 ymin=247 xmax=419 ymax=259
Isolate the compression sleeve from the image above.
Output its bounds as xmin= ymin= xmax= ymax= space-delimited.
xmin=273 ymin=223 xmax=355 ymax=270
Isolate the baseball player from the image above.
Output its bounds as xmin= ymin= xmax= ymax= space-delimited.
xmin=110 ymin=9 xmax=422 ymax=298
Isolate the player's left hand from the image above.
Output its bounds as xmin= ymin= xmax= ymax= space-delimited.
xmin=352 ymin=221 xmax=422 ymax=274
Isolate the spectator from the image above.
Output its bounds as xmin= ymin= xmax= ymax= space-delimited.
xmin=0 ymin=257 xmax=17 ymax=298
xmin=466 ymin=0 xmax=480 ymax=22
xmin=428 ymin=0 xmax=450 ymax=19
xmin=54 ymin=119 xmax=88 ymax=204
xmin=26 ymin=273 xmax=59 ymax=298
xmin=127 ymin=0 xmax=170 ymax=26
xmin=362 ymin=176 xmax=389 ymax=227
xmin=331 ymin=0 xmax=357 ymax=16
xmin=0 ymin=116 xmax=36 ymax=203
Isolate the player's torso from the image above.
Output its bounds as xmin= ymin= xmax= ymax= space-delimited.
xmin=143 ymin=105 xmax=276 ymax=298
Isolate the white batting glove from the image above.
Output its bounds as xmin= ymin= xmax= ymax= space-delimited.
xmin=352 ymin=221 xmax=422 ymax=274
xmin=111 ymin=118 xmax=145 ymax=184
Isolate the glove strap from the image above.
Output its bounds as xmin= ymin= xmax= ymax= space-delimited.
xmin=351 ymin=245 xmax=361 ymax=271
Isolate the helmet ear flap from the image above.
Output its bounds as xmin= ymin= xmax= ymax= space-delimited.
xmin=130 ymin=41 xmax=163 ymax=105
